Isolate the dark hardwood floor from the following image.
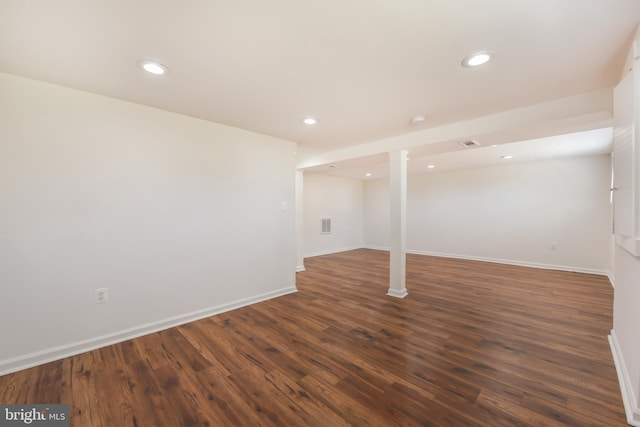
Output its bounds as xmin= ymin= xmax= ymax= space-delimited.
xmin=0 ymin=249 xmax=627 ymax=426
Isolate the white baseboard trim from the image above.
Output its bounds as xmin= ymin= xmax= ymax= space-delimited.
xmin=304 ymin=246 xmax=364 ymax=259
xmin=0 ymin=286 xmax=297 ymax=377
xmin=406 ymin=249 xmax=610 ymax=276
xmin=608 ymin=272 xmax=616 ymax=288
xmin=387 ymin=288 xmax=408 ymax=299
xmin=609 ymin=330 xmax=640 ymax=426
xmin=295 ymin=265 xmax=306 ymax=272
xmin=362 ymin=246 xmax=610 ymax=277
xmin=363 ymin=245 xmax=389 ymax=252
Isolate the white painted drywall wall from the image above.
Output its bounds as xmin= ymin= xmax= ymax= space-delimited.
xmin=0 ymin=72 xmax=296 ymax=373
xmin=295 ymin=170 xmax=305 ymax=271
xmin=612 ymin=246 xmax=640 ymax=420
xmin=364 ymin=155 xmax=612 ymax=274
xmin=303 ymin=174 xmax=364 ymax=257
xmin=363 ymin=178 xmax=390 ymax=251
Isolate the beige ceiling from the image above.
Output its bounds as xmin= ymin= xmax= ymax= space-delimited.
xmin=1 ymin=0 xmax=638 ymax=173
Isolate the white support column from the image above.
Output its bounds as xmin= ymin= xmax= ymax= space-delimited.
xmin=295 ymin=170 xmax=306 ymax=272
xmin=387 ymin=150 xmax=408 ymax=298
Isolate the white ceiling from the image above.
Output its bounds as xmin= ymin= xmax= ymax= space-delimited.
xmin=1 ymin=1 xmax=637 ymax=174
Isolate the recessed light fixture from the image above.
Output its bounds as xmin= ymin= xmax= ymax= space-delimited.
xmin=427 ymin=165 xmax=435 ymax=169
xmin=501 ymin=155 xmax=513 ymax=159
xmin=462 ymin=51 xmax=495 ymax=68
xmin=303 ymin=117 xmax=317 ymax=125
xmin=365 ymin=172 xmax=372 ymax=177
xmin=411 ymin=115 xmax=426 ymax=125
xmin=138 ymin=60 xmax=169 ymax=75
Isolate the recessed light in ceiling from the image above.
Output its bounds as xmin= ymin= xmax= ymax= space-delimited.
xmin=303 ymin=117 xmax=317 ymax=125
xmin=411 ymin=115 xmax=426 ymax=125
xmin=365 ymin=172 xmax=372 ymax=177
xmin=138 ymin=60 xmax=169 ymax=75
xmin=427 ymin=165 xmax=435 ymax=169
xmin=462 ymin=51 xmax=495 ymax=68
xmin=501 ymin=155 xmax=513 ymax=159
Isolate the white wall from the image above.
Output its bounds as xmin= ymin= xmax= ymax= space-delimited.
xmin=612 ymin=246 xmax=640 ymax=422
xmin=363 ymin=178 xmax=390 ymax=250
xmin=0 ymin=72 xmax=297 ymax=374
xmin=295 ymin=171 xmax=305 ymax=271
xmin=303 ymin=174 xmax=364 ymax=257
xmin=364 ymin=155 xmax=612 ymax=274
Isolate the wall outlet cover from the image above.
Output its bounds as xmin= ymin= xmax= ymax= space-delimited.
xmin=94 ymin=287 xmax=109 ymax=304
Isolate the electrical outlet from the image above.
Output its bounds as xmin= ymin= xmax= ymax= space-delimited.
xmin=551 ymin=242 xmax=557 ymax=251
xmin=94 ymin=287 xmax=109 ymax=304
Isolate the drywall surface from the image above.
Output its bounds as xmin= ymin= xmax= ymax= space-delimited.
xmin=612 ymin=245 xmax=640 ymax=418
xmin=364 ymin=155 xmax=612 ymax=273
xmin=303 ymin=174 xmax=363 ymax=257
xmin=0 ymin=72 xmax=296 ymax=371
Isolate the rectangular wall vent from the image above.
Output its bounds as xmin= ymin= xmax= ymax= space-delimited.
xmin=459 ymin=139 xmax=480 ymax=148
xmin=321 ymin=218 xmax=332 ymax=234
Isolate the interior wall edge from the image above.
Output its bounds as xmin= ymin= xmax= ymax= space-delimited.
xmin=609 ymin=330 xmax=640 ymax=427
xmin=608 ymin=272 xmax=616 ymax=289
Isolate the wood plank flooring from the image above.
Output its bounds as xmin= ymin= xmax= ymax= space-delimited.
xmin=0 ymin=249 xmax=627 ymax=426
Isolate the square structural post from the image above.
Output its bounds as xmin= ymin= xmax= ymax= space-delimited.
xmin=388 ymin=150 xmax=408 ymax=298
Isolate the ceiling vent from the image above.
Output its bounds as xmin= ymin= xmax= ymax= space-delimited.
xmin=459 ymin=139 xmax=480 ymax=148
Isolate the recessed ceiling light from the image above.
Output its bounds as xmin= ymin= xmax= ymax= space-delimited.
xmin=501 ymin=155 xmax=513 ymax=159
xmin=411 ymin=115 xmax=426 ymax=125
xmin=138 ymin=60 xmax=169 ymax=75
xmin=303 ymin=117 xmax=317 ymax=125
xmin=427 ymin=165 xmax=435 ymax=169
xmin=365 ymin=172 xmax=372 ymax=177
xmin=462 ymin=51 xmax=495 ymax=68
